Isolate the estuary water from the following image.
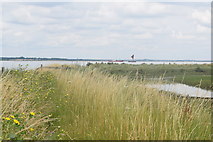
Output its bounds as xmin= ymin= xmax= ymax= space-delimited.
xmin=147 ymin=83 xmax=212 ymax=98
xmin=1 ymin=61 xmax=211 ymax=69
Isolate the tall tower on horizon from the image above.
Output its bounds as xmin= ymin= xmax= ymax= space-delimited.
xmin=131 ymin=54 xmax=134 ymax=60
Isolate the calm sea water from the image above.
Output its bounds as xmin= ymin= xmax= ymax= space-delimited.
xmin=147 ymin=83 xmax=212 ymax=98
xmin=1 ymin=61 xmax=211 ymax=69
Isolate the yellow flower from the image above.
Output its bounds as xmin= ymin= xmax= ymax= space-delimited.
xmin=13 ymin=119 xmax=20 ymax=125
xmin=30 ymin=128 xmax=34 ymax=131
xmin=5 ymin=117 xmax=11 ymax=120
xmin=10 ymin=115 xmax=15 ymax=118
xmin=30 ymin=112 xmax=35 ymax=116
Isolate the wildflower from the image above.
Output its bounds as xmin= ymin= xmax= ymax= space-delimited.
xmin=10 ymin=115 xmax=15 ymax=118
xmin=5 ymin=117 xmax=11 ymax=120
xmin=30 ymin=112 xmax=35 ymax=116
xmin=24 ymin=88 xmax=27 ymax=91
xmin=30 ymin=128 xmax=34 ymax=131
xmin=13 ymin=119 xmax=20 ymax=125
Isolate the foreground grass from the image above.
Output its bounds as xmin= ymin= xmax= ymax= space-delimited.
xmin=49 ymin=67 xmax=211 ymax=140
xmin=1 ymin=69 xmax=61 ymax=140
xmin=1 ymin=66 xmax=211 ymax=140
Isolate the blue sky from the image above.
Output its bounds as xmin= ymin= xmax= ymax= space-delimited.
xmin=1 ymin=2 xmax=211 ymax=60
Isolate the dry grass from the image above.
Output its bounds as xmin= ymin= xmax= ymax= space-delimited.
xmin=50 ymin=68 xmax=211 ymax=140
xmin=1 ymin=66 xmax=211 ymax=140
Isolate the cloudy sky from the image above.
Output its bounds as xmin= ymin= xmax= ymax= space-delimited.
xmin=1 ymin=2 xmax=211 ymax=60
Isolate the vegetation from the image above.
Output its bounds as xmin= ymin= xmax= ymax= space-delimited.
xmin=1 ymin=69 xmax=64 ymax=140
xmin=87 ymin=63 xmax=212 ymax=90
xmin=1 ymin=64 xmax=212 ymax=140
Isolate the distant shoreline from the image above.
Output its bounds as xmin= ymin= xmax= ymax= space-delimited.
xmin=0 ymin=57 xmax=212 ymax=62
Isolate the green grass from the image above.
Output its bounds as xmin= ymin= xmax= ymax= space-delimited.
xmin=87 ymin=63 xmax=212 ymax=90
xmin=174 ymin=75 xmax=212 ymax=90
xmin=1 ymin=65 xmax=212 ymax=140
xmin=1 ymin=69 xmax=61 ymax=140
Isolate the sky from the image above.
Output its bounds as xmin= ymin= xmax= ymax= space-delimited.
xmin=1 ymin=2 xmax=211 ymax=60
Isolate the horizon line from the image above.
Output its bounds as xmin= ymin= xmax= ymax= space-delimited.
xmin=0 ymin=56 xmax=212 ymax=61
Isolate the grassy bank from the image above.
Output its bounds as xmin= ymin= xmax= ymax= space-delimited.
xmin=50 ymin=67 xmax=211 ymax=140
xmin=87 ymin=63 xmax=212 ymax=90
xmin=1 ymin=69 xmax=62 ymax=140
xmin=1 ymin=66 xmax=212 ymax=140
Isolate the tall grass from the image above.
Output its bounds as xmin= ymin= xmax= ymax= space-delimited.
xmin=1 ymin=66 xmax=211 ymax=140
xmin=1 ymin=70 xmax=57 ymax=140
xmin=88 ymin=63 xmax=212 ymax=90
xmin=49 ymin=68 xmax=211 ymax=140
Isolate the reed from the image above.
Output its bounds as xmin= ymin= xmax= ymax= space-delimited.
xmin=50 ymin=68 xmax=211 ymax=140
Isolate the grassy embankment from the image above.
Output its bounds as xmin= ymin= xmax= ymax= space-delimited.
xmin=1 ymin=69 xmax=64 ymax=140
xmin=87 ymin=63 xmax=212 ymax=90
xmin=1 ymin=65 xmax=212 ymax=140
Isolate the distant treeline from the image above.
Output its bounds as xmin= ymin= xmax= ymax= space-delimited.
xmin=0 ymin=56 xmax=211 ymax=62
xmin=0 ymin=57 xmax=108 ymax=61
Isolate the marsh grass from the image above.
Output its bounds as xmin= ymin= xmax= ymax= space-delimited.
xmin=88 ymin=63 xmax=212 ymax=90
xmin=49 ymin=67 xmax=211 ymax=140
xmin=1 ymin=65 xmax=211 ymax=140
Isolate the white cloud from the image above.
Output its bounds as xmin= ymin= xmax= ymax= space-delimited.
xmin=4 ymin=4 xmax=56 ymax=24
xmin=133 ymin=33 xmax=153 ymax=39
xmin=172 ymin=31 xmax=196 ymax=39
xmin=13 ymin=31 xmax=23 ymax=36
xmin=119 ymin=3 xmax=168 ymax=15
xmin=192 ymin=9 xmax=210 ymax=25
xmin=196 ymin=24 xmax=210 ymax=33
xmin=2 ymin=2 xmax=211 ymax=60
